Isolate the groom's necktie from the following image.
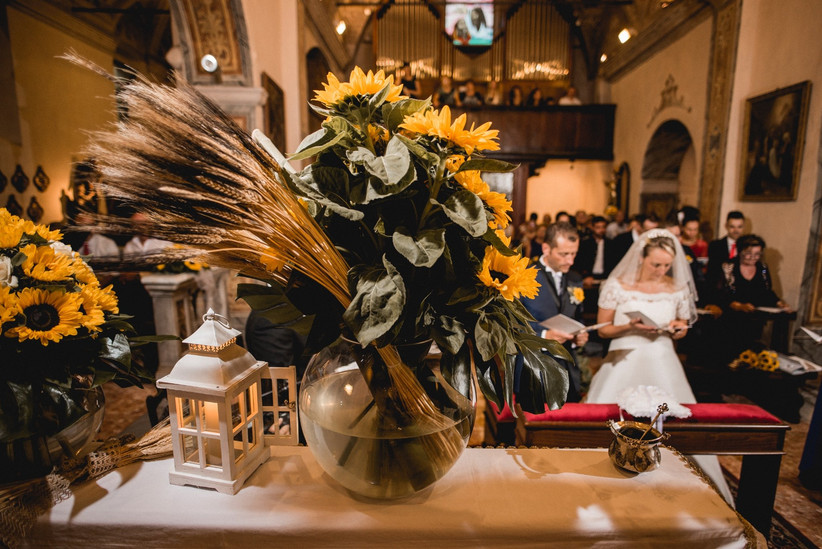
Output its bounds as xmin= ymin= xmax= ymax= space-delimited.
xmin=554 ymin=272 xmax=563 ymax=294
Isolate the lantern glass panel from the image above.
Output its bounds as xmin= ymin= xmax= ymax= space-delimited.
xmin=231 ymin=395 xmax=243 ymax=430
xmin=180 ymin=434 xmax=199 ymax=464
xmin=177 ymin=398 xmax=195 ymax=428
xmin=203 ymin=437 xmax=223 ymax=467
xmin=201 ymin=400 xmax=221 ymax=433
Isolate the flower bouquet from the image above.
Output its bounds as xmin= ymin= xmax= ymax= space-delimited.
xmin=0 ymin=209 xmax=153 ymax=480
xmin=70 ymin=57 xmax=571 ymax=495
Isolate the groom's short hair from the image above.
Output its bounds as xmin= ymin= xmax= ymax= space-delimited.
xmin=546 ymin=221 xmax=578 ymax=247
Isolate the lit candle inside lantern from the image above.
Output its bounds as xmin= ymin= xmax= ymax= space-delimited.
xmin=203 ymin=401 xmax=222 ymax=465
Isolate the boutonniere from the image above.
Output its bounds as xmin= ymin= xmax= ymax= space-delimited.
xmin=569 ymin=285 xmax=585 ymax=305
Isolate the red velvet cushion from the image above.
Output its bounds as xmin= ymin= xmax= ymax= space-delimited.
xmin=522 ymin=403 xmax=621 ymax=422
xmin=672 ymin=403 xmax=782 ymax=424
xmin=488 ymin=401 xmax=515 ymax=422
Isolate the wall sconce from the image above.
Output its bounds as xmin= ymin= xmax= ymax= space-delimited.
xmin=156 ymin=309 xmax=268 ymax=494
xmin=200 ymin=54 xmax=219 ymax=73
xmin=336 ymin=20 xmax=347 ymax=35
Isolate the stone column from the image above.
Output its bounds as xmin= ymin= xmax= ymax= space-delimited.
xmin=141 ymin=273 xmax=199 ymax=378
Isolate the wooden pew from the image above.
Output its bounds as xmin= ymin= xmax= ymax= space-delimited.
xmin=485 ymin=401 xmax=789 ymax=536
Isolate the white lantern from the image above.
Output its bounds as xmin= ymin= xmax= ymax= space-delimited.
xmin=157 ymin=309 xmax=268 ymax=494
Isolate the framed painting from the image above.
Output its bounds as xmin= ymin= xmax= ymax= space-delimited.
xmin=739 ymin=81 xmax=811 ymax=201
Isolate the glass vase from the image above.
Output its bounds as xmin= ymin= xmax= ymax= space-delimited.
xmin=299 ymin=338 xmax=475 ymax=499
xmin=0 ymin=386 xmax=105 ymax=483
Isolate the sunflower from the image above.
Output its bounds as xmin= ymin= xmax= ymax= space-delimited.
xmin=0 ymin=285 xmax=17 ymax=325
xmin=0 ymin=210 xmax=32 ymax=249
xmin=400 ymin=105 xmax=500 ymax=155
xmin=478 ymin=233 xmax=540 ymax=301
xmin=72 ymin=255 xmax=100 ymax=286
xmin=454 ymin=171 xmax=511 ymax=229
xmin=21 ymin=244 xmax=75 ymax=282
xmin=757 ymin=350 xmax=779 ymax=372
xmin=445 ymin=154 xmax=465 ymax=173
xmin=314 ymin=67 xmax=405 ymax=108
xmin=93 ymin=284 xmax=120 ymax=313
xmin=34 ymin=224 xmax=63 ymax=242
xmin=78 ymin=285 xmax=106 ymax=332
xmin=5 ymin=288 xmax=83 ymax=345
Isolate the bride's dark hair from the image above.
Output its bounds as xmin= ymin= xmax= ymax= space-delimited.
xmin=642 ymin=235 xmax=677 ymax=258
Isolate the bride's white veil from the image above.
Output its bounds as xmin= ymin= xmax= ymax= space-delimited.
xmin=608 ymin=228 xmax=698 ymax=322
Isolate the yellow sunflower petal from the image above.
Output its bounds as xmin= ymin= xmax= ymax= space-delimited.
xmin=21 ymin=244 xmax=75 ymax=282
xmin=313 ymin=67 xmax=405 ymax=108
xmin=478 ymin=246 xmax=540 ymax=300
xmin=400 ymin=105 xmax=500 ymax=155
xmin=5 ymin=288 xmax=83 ymax=345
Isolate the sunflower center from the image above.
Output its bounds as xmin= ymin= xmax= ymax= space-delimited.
xmin=25 ymin=303 xmax=60 ymax=331
xmin=490 ymin=269 xmax=508 ymax=281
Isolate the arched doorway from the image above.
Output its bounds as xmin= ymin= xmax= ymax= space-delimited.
xmin=639 ymin=119 xmax=696 ymax=222
xmin=306 ymin=48 xmax=331 ymax=135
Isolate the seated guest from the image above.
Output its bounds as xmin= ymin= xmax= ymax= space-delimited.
xmin=459 ymin=79 xmax=483 ymax=107
xmin=518 ymin=222 xmax=588 ymax=402
xmin=73 ymin=212 xmax=120 ymax=260
xmin=680 ymin=216 xmax=708 ymax=259
xmin=712 ymin=234 xmax=792 ymax=364
xmin=485 ymin=80 xmax=503 ymax=105
xmin=399 ymin=62 xmax=421 ymax=99
xmin=573 ymin=216 xmax=608 ymax=288
xmin=525 ymin=87 xmax=543 ymax=108
xmin=558 ymin=86 xmax=582 ymax=105
xmin=605 ymin=209 xmax=628 ymax=240
xmin=604 ymin=213 xmax=659 ymax=276
xmin=123 ymin=213 xmax=171 ymax=257
xmin=528 ymin=224 xmax=548 ymax=260
xmin=555 ymin=210 xmax=572 ymax=224
xmin=707 ymin=210 xmax=746 ymax=283
xmin=508 ymin=85 xmax=524 ymax=107
xmin=433 ymin=76 xmax=461 ymax=108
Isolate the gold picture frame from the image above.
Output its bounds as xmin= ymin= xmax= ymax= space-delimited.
xmin=739 ymin=81 xmax=811 ymax=201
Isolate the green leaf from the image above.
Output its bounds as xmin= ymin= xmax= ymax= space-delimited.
xmin=100 ymin=333 xmax=132 ymax=368
xmin=292 ymin=165 xmax=364 ymax=220
xmin=459 ymin=158 xmax=519 ymax=173
xmin=290 ymin=128 xmax=347 ymax=161
xmin=343 ymin=255 xmax=407 ymax=345
xmin=474 ymin=350 xmax=504 ymax=409
xmin=347 ymin=137 xmax=415 ymax=203
xmin=392 ymin=227 xmax=445 ymax=268
xmin=516 ymin=334 xmax=569 ymax=413
xmin=368 ymin=81 xmax=393 ymax=110
xmin=441 ymin=190 xmax=487 ymax=237
xmin=474 ymin=313 xmax=507 ymax=361
xmin=503 ymin=298 xmax=538 ymax=326
xmin=382 ymin=98 xmax=429 ymax=130
xmin=446 ymin=286 xmax=480 ymax=306
xmin=439 ymin=343 xmax=473 ymax=403
xmin=482 ymin=227 xmax=518 ymax=256
xmin=431 ymin=314 xmax=465 ymax=355
xmin=394 ymin=133 xmax=440 ymax=165
xmin=236 ymin=283 xmax=315 ymax=334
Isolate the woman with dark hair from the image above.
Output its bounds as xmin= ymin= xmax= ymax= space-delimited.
xmin=526 ymin=87 xmax=543 ymax=108
xmin=714 ymin=234 xmax=791 ymax=360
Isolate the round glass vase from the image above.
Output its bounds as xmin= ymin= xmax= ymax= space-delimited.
xmin=299 ymin=338 xmax=475 ymax=500
xmin=0 ymin=386 xmax=105 ymax=483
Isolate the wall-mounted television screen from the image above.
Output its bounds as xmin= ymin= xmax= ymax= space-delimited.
xmin=445 ymin=1 xmax=494 ymax=47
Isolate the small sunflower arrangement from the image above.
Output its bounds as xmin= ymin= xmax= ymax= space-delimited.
xmin=155 ymin=244 xmax=209 ymax=273
xmin=729 ymin=348 xmax=780 ymax=372
xmin=0 ymin=208 xmax=152 ymax=443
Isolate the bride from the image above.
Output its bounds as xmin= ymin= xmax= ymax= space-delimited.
xmin=587 ymin=229 xmax=695 ymax=402
xmin=586 ymin=229 xmax=734 ymax=505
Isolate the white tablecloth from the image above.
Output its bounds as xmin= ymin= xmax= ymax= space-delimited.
xmin=30 ymin=447 xmax=760 ymax=547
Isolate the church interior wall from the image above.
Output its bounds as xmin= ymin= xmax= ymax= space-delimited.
xmin=0 ymin=5 xmax=116 ymax=225
xmin=525 ymin=160 xmax=612 ymax=220
xmin=609 ymin=15 xmax=712 ymax=218
xmin=243 ymin=0 xmax=305 ymax=155
xmin=719 ymin=0 xmax=822 ymax=307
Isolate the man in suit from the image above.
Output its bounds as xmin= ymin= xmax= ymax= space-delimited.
xmin=707 ymin=210 xmax=746 ymax=283
xmin=604 ymin=213 xmax=659 ymax=275
xmin=573 ymin=216 xmax=608 ymax=315
xmin=519 ymin=222 xmax=588 ymax=402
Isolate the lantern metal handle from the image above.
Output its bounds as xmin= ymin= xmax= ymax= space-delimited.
xmin=203 ymin=310 xmax=232 ymax=328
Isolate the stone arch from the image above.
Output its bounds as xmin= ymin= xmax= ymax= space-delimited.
xmin=306 ymin=48 xmax=331 ymax=134
xmin=639 ymin=119 xmax=697 ymax=221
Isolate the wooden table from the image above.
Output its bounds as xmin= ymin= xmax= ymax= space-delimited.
xmin=28 ymin=446 xmax=762 ymax=547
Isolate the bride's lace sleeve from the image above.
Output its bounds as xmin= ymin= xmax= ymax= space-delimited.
xmin=598 ymin=279 xmax=621 ymax=309
xmin=675 ymin=287 xmax=696 ymax=320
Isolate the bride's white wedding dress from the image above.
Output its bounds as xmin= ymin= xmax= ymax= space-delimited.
xmin=586 ymin=280 xmax=695 ymax=403
xmin=586 ymin=278 xmax=735 ymax=506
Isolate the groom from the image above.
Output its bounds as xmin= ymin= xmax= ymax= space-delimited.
xmin=519 ymin=222 xmax=588 ymax=402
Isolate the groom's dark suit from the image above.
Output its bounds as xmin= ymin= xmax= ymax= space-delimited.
xmin=518 ymin=267 xmax=585 ymax=402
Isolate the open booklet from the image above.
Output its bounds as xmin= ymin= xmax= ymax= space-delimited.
xmin=801 ymin=326 xmax=822 ymax=344
xmin=539 ymin=314 xmax=611 ymax=335
xmin=623 ymin=311 xmax=686 ymax=333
